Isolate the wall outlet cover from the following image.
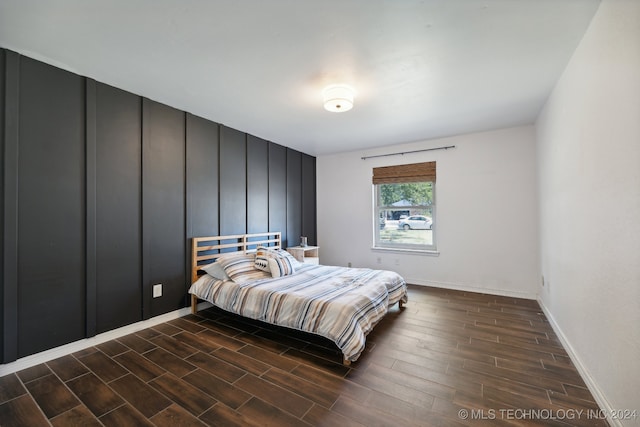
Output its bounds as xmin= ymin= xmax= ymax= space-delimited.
xmin=153 ymin=284 xmax=162 ymax=298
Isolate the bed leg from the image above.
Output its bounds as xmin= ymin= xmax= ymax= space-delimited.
xmin=343 ymin=357 xmax=351 ymax=367
xmin=398 ymin=300 xmax=404 ymax=309
xmin=191 ymin=294 xmax=198 ymax=314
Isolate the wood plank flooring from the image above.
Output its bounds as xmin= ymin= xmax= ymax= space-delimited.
xmin=0 ymin=285 xmax=608 ymax=426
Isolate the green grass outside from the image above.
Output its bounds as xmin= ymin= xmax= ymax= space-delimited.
xmin=379 ymin=228 xmax=433 ymax=245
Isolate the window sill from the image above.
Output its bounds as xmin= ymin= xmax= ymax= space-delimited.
xmin=371 ymin=247 xmax=440 ymax=256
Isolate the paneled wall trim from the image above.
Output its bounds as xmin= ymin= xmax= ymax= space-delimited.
xmin=0 ymin=48 xmax=317 ymax=363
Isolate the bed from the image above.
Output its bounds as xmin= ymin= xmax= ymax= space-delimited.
xmin=188 ymin=232 xmax=407 ymax=365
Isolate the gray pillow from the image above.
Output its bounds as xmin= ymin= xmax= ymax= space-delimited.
xmin=200 ymin=261 xmax=230 ymax=281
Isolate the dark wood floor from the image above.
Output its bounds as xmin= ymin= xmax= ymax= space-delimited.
xmin=0 ymin=285 xmax=607 ymax=426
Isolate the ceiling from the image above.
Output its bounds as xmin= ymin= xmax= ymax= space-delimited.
xmin=0 ymin=0 xmax=600 ymax=156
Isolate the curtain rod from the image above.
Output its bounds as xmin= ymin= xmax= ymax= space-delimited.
xmin=361 ymin=145 xmax=456 ymax=160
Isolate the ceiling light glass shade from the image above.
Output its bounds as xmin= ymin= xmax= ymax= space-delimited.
xmin=323 ymin=84 xmax=354 ymax=112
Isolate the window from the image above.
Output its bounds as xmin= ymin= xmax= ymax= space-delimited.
xmin=373 ymin=161 xmax=436 ymax=252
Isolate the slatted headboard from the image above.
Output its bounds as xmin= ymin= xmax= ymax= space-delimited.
xmin=190 ymin=231 xmax=281 ymax=284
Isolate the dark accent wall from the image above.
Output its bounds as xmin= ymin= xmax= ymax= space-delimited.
xmin=95 ymin=82 xmax=142 ymax=334
xmin=17 ymin=57 xmax=87 ymax=358
xmin=301 ymin=154 xmax=317 ymax=242
xmin=186 ymin=114 xmax=219 ymax=239
xmin=247 ymin=135 xmax=269 ymax=234
xmin=219 ymin=126 xmax=247 ymax=236
xmin=287 ymin=149 xmax=302 ymax=247
xmin=268 ymin=143 xmax=288 ymax=246
xmin=2 ymin=50 xmax=18 ymax=363
xmin=0 ymin=48 xmax=6 ymax=361
xmin=0 ymin=48 xmax=316 ymax=363
xmin=142 ymin=99 xmax=187 ymax=319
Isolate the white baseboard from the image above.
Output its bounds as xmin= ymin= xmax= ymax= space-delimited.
xmin=536 ymin=298 xmax=622 ymax=427
xmin=0 ymin=301 xmax=213 ymax=378
xmin=406 ymin=278 xmax=538 ymax=300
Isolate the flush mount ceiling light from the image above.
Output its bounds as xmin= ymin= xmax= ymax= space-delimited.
xmin=323 ymin=84 xmax=355 ymax=112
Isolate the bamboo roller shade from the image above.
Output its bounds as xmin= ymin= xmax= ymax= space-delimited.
xmin=372 ymin=161 xmax=436 ymax=184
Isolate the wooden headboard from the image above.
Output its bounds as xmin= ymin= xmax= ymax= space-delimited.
xmin=190 ymin=232 xmax=281 ymax=284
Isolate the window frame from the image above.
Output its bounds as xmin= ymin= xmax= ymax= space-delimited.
xmin=371 ymin=161 xmax=438 ymax=254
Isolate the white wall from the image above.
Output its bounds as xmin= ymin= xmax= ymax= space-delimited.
xmin=536 ymin=0 xmax=640 ymax=423
xmin=317 ymin=125 xmax=539 ymax=299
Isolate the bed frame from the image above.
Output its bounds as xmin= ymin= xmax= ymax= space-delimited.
xmin=189 ymin=231 xmax=404 ymax=366
xmin=190 ymin=231 xmax=281 ymax=313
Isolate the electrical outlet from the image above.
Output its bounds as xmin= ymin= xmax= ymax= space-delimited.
xmin=376 ymin=257 xmax=382 ymax=264
xmin=153 ymin=284 xmax=163 ymax=298
xmin=394 ymin=259 xmax=400 ymax=266
xmin=348 ymin=262 xmax=352 ymax=268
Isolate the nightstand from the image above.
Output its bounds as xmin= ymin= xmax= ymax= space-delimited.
xmin=286 ymin=246 xmax=320 ymax=265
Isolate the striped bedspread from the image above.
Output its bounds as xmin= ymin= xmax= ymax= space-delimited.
xmin=189 ymin=264 xmax=407 ymax=362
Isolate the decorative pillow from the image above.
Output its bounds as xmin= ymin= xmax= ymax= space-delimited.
xmin=200 ymin=261 xmax=230 ymax=281
xmin=254 ymin=246 xmax=281 ymax=269
xmin=268 ymin=255 xmax=296 ymax=278
xmin=253 ymin=246 xmax=302 ymax=277
xmin=254 ymin=247 xmax=271 ymax=272
xmin=218 ymin=253 xmax=270 ymax=285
